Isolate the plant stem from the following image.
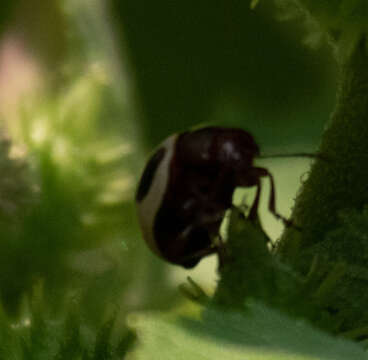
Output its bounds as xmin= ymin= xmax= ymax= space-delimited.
xmin=278 ymin=37 xmax=368 ymax=331
xmin=279 ymin=37 xmax=368 ymax=263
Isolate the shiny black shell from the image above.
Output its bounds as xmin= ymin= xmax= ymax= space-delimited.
xmin=136 ymin=127 xmax=260 ymax=268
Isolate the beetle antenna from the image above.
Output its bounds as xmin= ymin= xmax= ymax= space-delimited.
xmin=259 ymin=152 xmax=328 ymax=161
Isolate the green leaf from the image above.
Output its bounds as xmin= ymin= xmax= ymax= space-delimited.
xmin=129 ymin=302 xmax=368 ymax=360
xmin=250 ymin=0 xmax=260 ymax=10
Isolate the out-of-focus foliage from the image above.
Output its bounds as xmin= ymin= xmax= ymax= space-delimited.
xmin=0 ymin=50 xmax=142 ymax=359
xmin=0 ymin=1 xmax=16 ymax=38
xmin=1 ymin=67 xmax=133 ymax=316
xmin=0 ymin=0 xmax=179 ymax=356
xmin=0 ymin=136 xmax=31 ymax=222
xmin=111 ymin=0 xmax=337 ymax=151
xmin=276 ymin=0 xmax=368 ymax=59
xmin=13 ymin=0 xmax=69 ymax=76
xmin=129 ymin=302 xmax=368 ymax=360
xmin=0 ymin=0 xmax=364 ymax=358
xmin=0 ymin=288 xmax=135 ymax=359
xmin=290 ymin=0 xmax=368 ymax=37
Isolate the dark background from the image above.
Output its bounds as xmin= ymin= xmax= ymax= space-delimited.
xmin=111 ymin=0 xmax=337 ymax=151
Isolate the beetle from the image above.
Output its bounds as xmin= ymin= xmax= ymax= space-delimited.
xmin=135 ymin=126 xmax=291 ymax=268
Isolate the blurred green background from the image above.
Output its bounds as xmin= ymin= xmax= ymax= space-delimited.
xmin=0 ymin=0 xmax=337 ymax=357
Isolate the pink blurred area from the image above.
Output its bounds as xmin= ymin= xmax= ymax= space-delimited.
xmin=0 ymin=33 xmax=42 ymax=115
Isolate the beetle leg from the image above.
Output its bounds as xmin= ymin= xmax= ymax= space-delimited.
xmin=252 ymin=167 xmax=293 ymax=227
xmin=265 ymin=170 xmax=294 ymax=227
xmin=175 ymin=212 xmax=226 ymax=268
xmin=179 ymin=245 xmax=219 ymax=267
xmin=248 ymin=178 xmax=261 ymax=222
xmin=179 ymin=237 xmax=228 ymax=269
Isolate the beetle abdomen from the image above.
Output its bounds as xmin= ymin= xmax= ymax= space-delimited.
xmin=136 ymin=134 xmax=178 ymax=257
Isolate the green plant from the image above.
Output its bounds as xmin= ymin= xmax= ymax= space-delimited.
xmin=126 ymin=0 xmax=368 ymax=358
xmin=1 ymin=0 xmax=368 ymax=358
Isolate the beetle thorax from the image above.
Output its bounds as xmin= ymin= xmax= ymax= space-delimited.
xmin=214 ymin=134 xmax=257 ymax=170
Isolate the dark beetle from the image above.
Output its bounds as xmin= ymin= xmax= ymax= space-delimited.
xmin=135 ymin=127 xmax=288 ymax=268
